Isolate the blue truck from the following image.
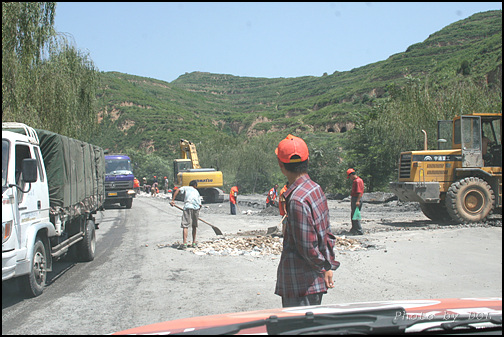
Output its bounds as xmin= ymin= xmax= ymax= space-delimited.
xmin=104 ymin=154 xmax=135 ymax=208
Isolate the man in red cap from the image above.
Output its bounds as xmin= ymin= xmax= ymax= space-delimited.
xmin=347 ymin=168 xmax=364 ymax=235
xmin=229 ymin=185 xmax=239 ymax=215
xmin=274 ymin=134 xmax=340 ymax=308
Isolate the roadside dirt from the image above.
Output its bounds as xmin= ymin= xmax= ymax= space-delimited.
xmin=3 ymin=191 xmax=500 ymax=335
xmin=141 ymin=191 xmax=502 ymax=311
xmin=147 ymin=191 xmax=502 ymax=256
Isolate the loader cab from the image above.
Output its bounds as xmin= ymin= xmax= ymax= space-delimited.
xmin=437 ymin=113 xmax=501 ymax=167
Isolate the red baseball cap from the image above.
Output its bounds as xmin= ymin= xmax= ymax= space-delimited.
xmin=275 ymin=134 xmax=309 ymax=163
xmin=346 ymin=168 xmax=355 ymax=178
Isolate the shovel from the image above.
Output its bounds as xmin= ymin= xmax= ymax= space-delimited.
xmin=172 ymin=204 xmax=223 ymax=236
xmin=267 ymin=214 xmax=287 ymax=235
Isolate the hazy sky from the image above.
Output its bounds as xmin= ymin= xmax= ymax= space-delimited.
xmin=54 ymin=2 xmax=502 ymax=83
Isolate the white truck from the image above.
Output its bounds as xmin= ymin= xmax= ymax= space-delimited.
xmin=2 ymin=123 xmax=105 ymax=297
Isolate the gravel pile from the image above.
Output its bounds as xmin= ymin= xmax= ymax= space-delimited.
xmin=157 ymin=235 xmax=367 ymax=257
xmin=193 ymin=236 xmax=283 ymax=256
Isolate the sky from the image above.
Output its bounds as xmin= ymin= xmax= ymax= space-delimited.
xmin=54 ymin=2 xmax=502 ymax=83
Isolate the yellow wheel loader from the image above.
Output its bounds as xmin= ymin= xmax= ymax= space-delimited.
xmin=390 ymin=112 xmax=502 ymax=223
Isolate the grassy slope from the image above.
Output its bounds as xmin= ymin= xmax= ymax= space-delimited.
xmin=94 ymin=10 xmax=501 ymax=158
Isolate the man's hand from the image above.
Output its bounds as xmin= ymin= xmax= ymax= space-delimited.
xmin=324 ymin=270 xmax=334 ymax=289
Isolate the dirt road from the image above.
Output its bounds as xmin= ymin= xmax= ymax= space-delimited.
xmin=2 ymin=192 xmax=501 ymax=335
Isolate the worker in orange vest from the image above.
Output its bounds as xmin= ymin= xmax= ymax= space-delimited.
xmin=133 ymin=177 xmax=140 ymax=194
xmin=278 ymin=183 xmax=288 ymax=235
xmin=266 ymin=184 xmax=279 ymax=207
xmin=230 ymin=186 xmax=239 ymax=215
xmin=278 ymin=183 xmax=288 ymax=216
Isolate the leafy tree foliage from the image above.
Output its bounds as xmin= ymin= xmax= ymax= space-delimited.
xmin=125 ymin=148 xmax=173 ymax=186
xmin=2 ymin=2 xmax=99 ymax=141
xmin=304 ymin=133 xmax=346 ymax=195
xmin=343 ymin=76 xmax=502 ymax=192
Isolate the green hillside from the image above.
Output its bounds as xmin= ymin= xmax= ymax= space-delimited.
xmin=93 ymin=10 xmax=501 ymax=193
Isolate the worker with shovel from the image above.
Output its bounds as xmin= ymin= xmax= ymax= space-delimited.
xmin=170 ymin=180 xmax=202 ymax=249
xmin=274 ymin=134 xmax=340 ymax=308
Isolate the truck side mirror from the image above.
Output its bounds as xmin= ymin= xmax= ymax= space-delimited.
xmin=22 ymin=158 xmax=38 ymax=183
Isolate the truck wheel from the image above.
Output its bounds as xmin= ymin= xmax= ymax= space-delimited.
xmin=419 ymin=203 xmax=452 ymax=222
xmin=19 ymin=238 xmax=47 ymax=297
xmin=446 ymin=177 xmax=494 ymax=223
xmin=76 ymin=220 xmax=96 ymax=262
xmin=124 ymin=198 xmax=133 ymax=209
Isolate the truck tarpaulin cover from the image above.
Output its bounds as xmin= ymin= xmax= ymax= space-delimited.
xmin=36 ymin=129 xmax=105 ymax=218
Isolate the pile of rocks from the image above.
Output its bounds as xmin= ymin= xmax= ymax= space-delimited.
xmin=334 ymin=236 xmax=367 ymax=251
xmin=193 ymin=236 xmax=283 ymax=256
xmin=170 ymin=235 xmax=367 ymax=256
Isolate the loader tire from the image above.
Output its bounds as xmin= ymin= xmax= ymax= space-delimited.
xmin=19 ymin=238 xmax=47 ymax=297
xmin=445 ymin=177 xmax=494 ymax=223
xmin=419 ymin=202 xmax=452 ymax=222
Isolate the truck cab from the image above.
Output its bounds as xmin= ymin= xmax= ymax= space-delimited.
xmin=104 ymin=155 xmax=135 ymax=208
xmin=3 ymin=123 xmax=104 ymax=297
xmin=2 ymin=126 xmax=52 ymax=285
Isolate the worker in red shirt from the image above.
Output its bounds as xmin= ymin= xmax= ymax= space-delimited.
xmin=347 ymin=168 xmax=364 ymax=235
xmin=229 ymin=186 xmax=238 ymax=215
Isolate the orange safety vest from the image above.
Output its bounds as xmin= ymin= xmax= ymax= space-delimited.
xmin=278 ymin=185 xmax=288 ymax=216
xmin=266 ymin=187 xmax=278 ymax=203
xmin=230 ymin=186 xmax=238 ymax=204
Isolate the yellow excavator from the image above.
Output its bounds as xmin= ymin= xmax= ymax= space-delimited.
xmin=173 ymin=139 xmax=225 ymax=203
xmin=390 ymin=112 xmax=502 ymax=223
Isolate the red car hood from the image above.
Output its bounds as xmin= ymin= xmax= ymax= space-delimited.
xmin=113 ymin=297 xmax=502 ymax=335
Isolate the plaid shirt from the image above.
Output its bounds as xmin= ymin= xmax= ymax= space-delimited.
xmin=275 ymin=174 xmax=340 ymax=298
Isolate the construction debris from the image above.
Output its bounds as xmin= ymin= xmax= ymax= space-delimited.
xmin=334 ymin=236 xmax=367 ymax=251
xmin=193 ymin=236 xmax=283 ymax=256
xmin=157 ymin=235 xmax=367 ymax=256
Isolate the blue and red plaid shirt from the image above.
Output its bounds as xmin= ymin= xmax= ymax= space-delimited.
xmin=275 ymin=174 xmax=340 ymax=298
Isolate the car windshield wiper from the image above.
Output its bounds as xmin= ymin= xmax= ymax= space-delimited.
xmin=173 ymin=307 xmax=409 ymax=335
xmin=267 ymin=307 xmax=408 ymax=335
xmin=171 ymin=318 xmax=268 ymax=335
xmin=172 ymin=308 xmax=502 ymax=335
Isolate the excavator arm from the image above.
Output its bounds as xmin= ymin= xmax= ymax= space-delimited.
xmin=179 ymin=139 xmax=201 ymax=169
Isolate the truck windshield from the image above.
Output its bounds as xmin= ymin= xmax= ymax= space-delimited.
xmin=2 ymin=140 xmax=9 ymax=191
xmin=105 ymin=159 xmax=132 ymax=174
